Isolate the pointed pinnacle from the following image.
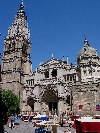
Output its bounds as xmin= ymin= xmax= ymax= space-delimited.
xmin=22 ymin=0 xmax=24 ymax=5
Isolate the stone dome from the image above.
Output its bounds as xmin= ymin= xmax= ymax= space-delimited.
xmin=78 ymin=39 xmax=98 ymax=59
xmin=77 ymin=39 xmax=98 ymax=63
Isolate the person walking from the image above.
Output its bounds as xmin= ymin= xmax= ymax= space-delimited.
xmin=8 ymin=115 xmax=11 ymax=128
xmin=8 ymin=115 xmax=14 ymax=129
xmin=11 ymin=114 xmax=14 ymax=129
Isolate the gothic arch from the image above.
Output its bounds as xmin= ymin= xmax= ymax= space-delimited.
xmin=41 ymin=89 xmax=58 ymax=102
xmin=41 ymin=89 xmax=58 ymax=113
xmin=40 ymin=87 xmax=58 ymax=101
xmin=52 ymin=69 xmax=57 ymax=77
xmin=27 ymin=97 xmax=34 ymax=111
xmin=45 ymin=71 xmax=49 ymax=78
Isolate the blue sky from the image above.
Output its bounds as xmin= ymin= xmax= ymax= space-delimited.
xmin=0 ymin=0 xmax=100 ymax=71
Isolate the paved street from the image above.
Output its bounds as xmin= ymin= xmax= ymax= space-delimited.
xmin=4 ymin=121 xmax=35 ymax=133
xmin=4 ymin=120 xmax=76 ymax=133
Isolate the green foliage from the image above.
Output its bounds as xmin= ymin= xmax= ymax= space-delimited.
xmin=0 ymin=90 xmax=20 ymax=114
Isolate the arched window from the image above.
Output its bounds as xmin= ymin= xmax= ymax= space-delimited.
xmin=67 ymin=75 xmax=69 ymax=81
xmin=70 ymin=76 xmax=72 ymax=81
xmin=45 ymin=71 xmax=49 ymax=78
xmin=52 ymin=69 xmax=57 ymax=77
xmin=89 ymin=70 xmax=92 ymax=75
xmin=9 ymin=44 xmax=12 ymax=49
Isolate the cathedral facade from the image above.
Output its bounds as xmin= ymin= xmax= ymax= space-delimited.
xmin=1 ymin=2 xmax=100 ymax=115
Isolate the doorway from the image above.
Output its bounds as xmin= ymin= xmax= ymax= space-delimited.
xmin=49 ymin=102 xmax=58 ymax=111
xmin=27 ymin=97 xmax=34 ymax=111
xmin=41 ymin=89 xmax=58 ymax=114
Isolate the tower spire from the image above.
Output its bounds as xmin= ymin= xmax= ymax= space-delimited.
xmin=22 ymin=0 xmax=24 ymax=5
xmin=52 ymin=54 xmax=54 ymax=59
xmin=19 ymin=0 xmax=25 ymax=12
xmin=7 ymin=1 xmax=29 ymax=39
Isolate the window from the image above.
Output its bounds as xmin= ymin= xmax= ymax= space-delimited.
xmin=83 ymin=70 xmax=86 ymax=74
xmin=31 ymin=79 xmax=34 ymax=85
xmin=9 ymin=44 xmax=12 ymax=49
xmin=70 ymin=76 xmax=72 ymax=81
xmin=67 ymin=75 xmax=69 ymax=81
xmin=52 ymin=69 xmax=57 ymax=77
xmin=29 ymin=80 xmax=30 ymax=85
xmin=26 ymin=80 xmax=29 ymax=84
xmin=74 ymin=75 xmax=76 ymax=82
xmin=45 ymin=71 xmax=49 ymax=78
xmin=89 ymin=70 xmax=92 ymax=75
xmin=64 ymin=76 xmax=66 ymax=82
xmin=31 ymin=79 xmax=32 ymax=86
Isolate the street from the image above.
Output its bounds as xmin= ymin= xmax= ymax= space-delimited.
xmin=4 ymin=120 xmax=76 ymax=133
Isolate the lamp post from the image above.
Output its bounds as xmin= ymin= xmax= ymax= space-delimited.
xmin=68 ymin=83 xmax=73 ymax=112
xmin=70 ymin=89 xmax=73 ymax=112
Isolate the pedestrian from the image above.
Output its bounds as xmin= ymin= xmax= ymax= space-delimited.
xmin=10 ymin=114 xmax=14 ymax=129
xmin=7 ymin=115 xmax=11 ymax=128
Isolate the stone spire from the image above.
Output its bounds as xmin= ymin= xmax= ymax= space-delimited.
xmin=52 ymin=54 xmax=54 ymax=59
xmin=62 ymin=56 xmax=65 ymax=61
xmin=67 ymin=56 xmax=68 ymax=64
xmin=17 ymin=0 xmax=26 ymax=17
xmin=7 ymin=1 xmax=30 ymax=39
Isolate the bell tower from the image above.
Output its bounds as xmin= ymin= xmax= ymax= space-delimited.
xmin=1 ymin=2 xmax=32 ymax=109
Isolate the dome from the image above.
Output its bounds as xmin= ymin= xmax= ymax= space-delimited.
xmin=78 ymin=39 xmax=98 ymax=59
xmin=78 ymin=46 xmax=98 ymax=57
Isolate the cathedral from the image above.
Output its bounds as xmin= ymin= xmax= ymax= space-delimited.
xmin=1 ymin=2 xmax=100 ymax=115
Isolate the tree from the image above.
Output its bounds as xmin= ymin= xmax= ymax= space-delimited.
xmin=1 ymin=90 xmax=20 ymax=115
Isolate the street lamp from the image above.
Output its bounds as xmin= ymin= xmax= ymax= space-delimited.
xmin=68 ymin=83 xmax=73 ymax=112
xmin=70 ymin=89 xmax=73 ymax=111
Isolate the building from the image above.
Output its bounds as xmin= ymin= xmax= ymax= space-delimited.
xmin=1 ymin=2 xmax=100 ymax=115
xmin=1 ymin=2 xmax=32 ymax=109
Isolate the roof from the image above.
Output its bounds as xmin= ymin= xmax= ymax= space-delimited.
xmin=78 ymin=39 xmax=98 ymax=60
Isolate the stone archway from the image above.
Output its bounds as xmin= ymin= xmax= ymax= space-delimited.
xmin=41 ymin=89 xmax=58 ymax=114
xmin=27 ymin=97 xmax=34 ymax=112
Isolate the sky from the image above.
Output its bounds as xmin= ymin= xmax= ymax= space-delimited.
xmin=0 ymin=0 xmax=100 ymax=71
